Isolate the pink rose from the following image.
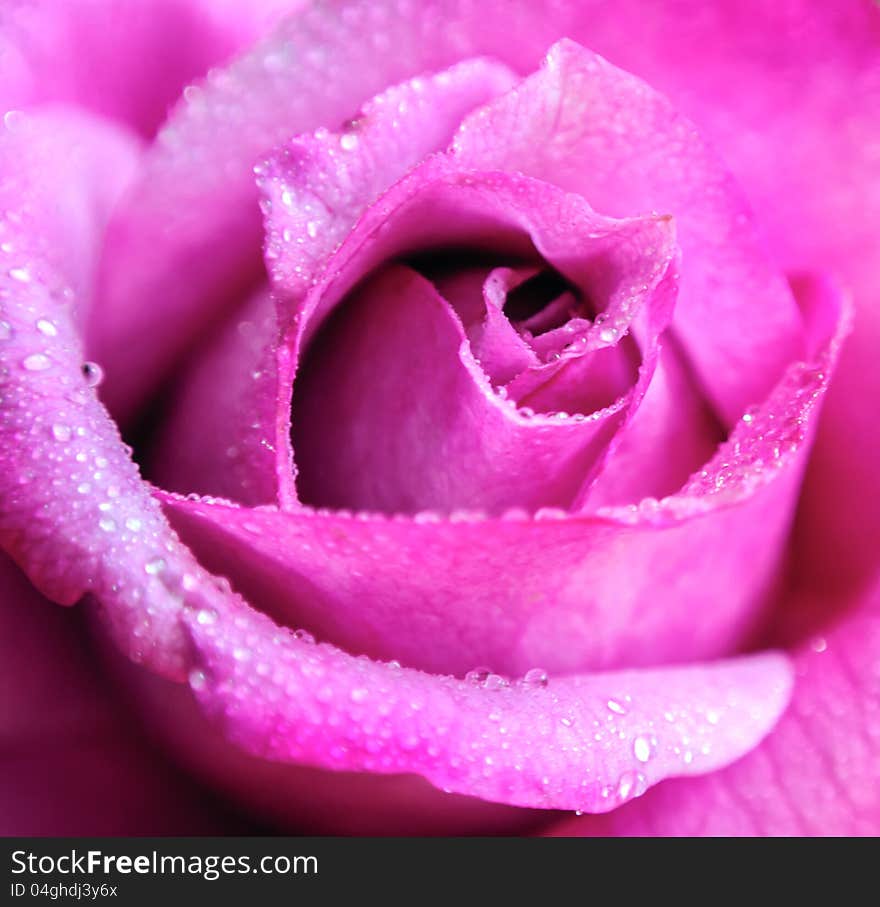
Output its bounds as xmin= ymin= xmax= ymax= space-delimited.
xmin=1 ymin=1 xmax=877 ymax=836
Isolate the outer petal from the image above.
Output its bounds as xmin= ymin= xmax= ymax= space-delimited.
xmin=0 ymin=555 xmax=248 ymax=835
xmin=81 ymin=1 xmax=879 ymax=591
xmin=0 ymin=110 xmax=252 ymax=677
xmin=548 ymin=576 xmax=880 ymax=836
xmin=0 ymin=0 xmax=297 ymax=136
xmin=159 ymin=271 xmax=846 ymax=678
xmin=180 ymin=582 xmax=793 ymax=814
xmin=90 ymin=45 xmax=515 ymax=418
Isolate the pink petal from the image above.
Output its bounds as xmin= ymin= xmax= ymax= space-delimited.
xmin=158 ymin=270 xmax=846 ymax=679
xmin=0 ymin=554 xmax=249 ymax=834
xmin=90 ymin=46 xmax=514 ymax=419
xmin=582 ymin=341 xmax=723 ymax=507
xmin=548 ymin=574 xmax=880 ymax=835
xmin=182 ymin=584 xmax=793 ymax=814
xmin=0 ymin=110 xmax=242 ymax=677
xmin=450 ymin=39 xmax=805 ymax=426
xmin=0 ymin=0 xmax=296 ymax=137
xmin=275 ymin=162 xmax=678 ymax=514
xmin=149 ymin=284 xmax=287 ymax=506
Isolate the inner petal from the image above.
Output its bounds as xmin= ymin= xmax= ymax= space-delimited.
xmin=411 ymin=255 xmax=640 ymax=412
xmin=291 ymin=261 xmax=658 ymax=516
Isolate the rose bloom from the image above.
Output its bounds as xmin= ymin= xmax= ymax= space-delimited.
xmin=0 ymin=0 xmax=878 ymax=837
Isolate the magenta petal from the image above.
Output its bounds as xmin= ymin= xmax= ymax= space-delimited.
xmin=158 ymin=270 xmax=845 ymax=677
xmin=0 ymin=110 xmax=235 ymax=677
xmin=582 ymin=342 xmax=723 ymax=507
xmin=451 ymin=40 xmax=806 ymax=425
xmin=0 ymin=0 xmax=295 ymax=137
xmin=183 ymin=588 xmax=792 ymax=813
xmin=149 ymin=284 xmax=287 ymax=506
xmin=549 ymin=575 xmax=880 ymax=835
xmin=268 ymin=160 xmax=678 ymax=514
xmin=291 ymin=258 xmax=665 ymax=515
xmin=0 ymin=555 xmax=244 ymax=835
xmin=91 ymin=49 xmax=514 ymax=418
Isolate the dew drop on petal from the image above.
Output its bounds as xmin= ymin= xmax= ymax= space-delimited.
xmin=607 ymin=698 xmax=627 ymax=715
xmin=196 ymin=608 xmax=217 ymax=626
xmin=633 ymin=735 xmax=653 ymax=763
xmin=484 ymin=673 xmax=509 ymax=691
xmin=22 ymin=353 xmax=50 ymax=371
xmin=465 ymin=666 xmax=492 ymax=685
xmin=144 ymin=556 xmax=166 ymax=575
xmin=521 ymin=667 xmax=549 ymax=689
xmin=81 ymin=361 xmax=104 ymax=387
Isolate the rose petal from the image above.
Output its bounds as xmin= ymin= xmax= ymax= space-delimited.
xmin=0 ymin=0 xmax=296 ymax=137
xmin=582 ymin=341 xmax=724 ymax=507
xmin=149 ymin=284 xmax=286 ymax=506
xmin=272 ymin=160 xmax=678 ymax=513
xmin=182 ymin=585 xmax=793 ymax=814
xmin=0 ymin=554 xmax=248 ymax=834
xmin=548 ymin=574 xmax=880 ymax=835
xmin=0 ymin=109 xmax=251 ymax=677
xmin=157 ymin=270 xmax=845 ymax=678
xmin=450 ymin=39 xmax=805 ymax=426
xmin=91 ymin=44 xmax=515 ymax=419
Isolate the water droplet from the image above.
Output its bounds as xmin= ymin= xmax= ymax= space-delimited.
xmin=189 ymin=668 xmax=208 ymax=691
xmin=810 ymin=636 xmax=827 ymax=653
xmin=98 ymin=517 xmax=116 ymax=532
xmin=195 ymin=608 xmax=217 ymax=626
xmin=0 ymin=320 xmax=11 ymax=340
xmin=607 ymin=698 xmax=627 ymax=715
xmin=3 ymin=110 xmax=24 ymax=130
xmin=633 ymin=735 xmax=653 ymax=763
xmin=22 ymin=353 xmax=50 ymax=371
xmin=484 ymin=673 xmax=509 ymax=691
xmin=599 ymin=326 xmax=618 ymax=344
xmin=350 ymin=687 xmax=369 ymax=702
xmin=616 ymin=770 xmax=647 ymax=801
xmin=292 ymin=628 xmax=316 ymax=644
xmin=521 ymin=667 xmax=549 ymax=689
xmin=81 ymin=361 xmax=104 ymax=387
xmin=144 ymin=557 xmax=166 ymax=575
xmin=465 ymin=666 xmax=492 ymax=685
xmin=124 ymin=517 xmax=142 ymax=532
xmin=51 ymin=423 xmax=71 ymax=442
xmin=8 ymin=266 xmax=31 ymax=282
xmin=306 ymin=220 xmax=319 ymax=238
xmin=339 ymin=132 xmax=359 ymax=151
xmin=35 ymin=318 xmax=57 ymax=336
xmin=705 ymin=709 xmax=720 ymax=725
